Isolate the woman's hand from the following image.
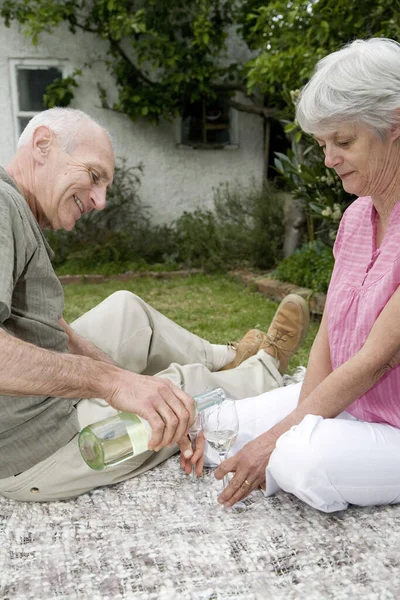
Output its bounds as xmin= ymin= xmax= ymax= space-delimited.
xmin=214 ymin=431 xmax=278 ymax=507
xmin=179 ymin=431 xmax=206 ymax=477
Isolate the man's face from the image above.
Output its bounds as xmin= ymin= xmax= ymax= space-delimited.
xmin=37 ymin=124 xmax=114 ymax=231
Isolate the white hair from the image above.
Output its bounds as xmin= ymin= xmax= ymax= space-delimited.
xmin=17 ymin=107 xmax=113 ymax=153
xmin=296 ymin=38 xmax=400 ymax=135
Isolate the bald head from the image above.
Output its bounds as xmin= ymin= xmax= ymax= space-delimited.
xmin=17 ymin=107 xmax=114 ymax=155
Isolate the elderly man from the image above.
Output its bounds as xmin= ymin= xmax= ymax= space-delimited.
xmin=0 ymin=107 xmax=309 ymax=502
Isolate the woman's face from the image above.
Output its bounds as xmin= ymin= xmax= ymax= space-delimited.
xmin=314 ymin=122 xmax=400 ymax=199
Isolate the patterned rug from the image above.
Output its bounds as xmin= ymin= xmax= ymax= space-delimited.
xmin=1 ymin=453 xmax=400 ymax=600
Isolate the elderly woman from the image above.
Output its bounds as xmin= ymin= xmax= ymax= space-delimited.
xmin=182 ymin=37 xmax=400 ymax=513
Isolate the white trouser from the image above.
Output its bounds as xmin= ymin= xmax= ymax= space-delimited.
xmin=205 ymin=382 xmax=400 ymax=513
xmin=0 ymin=291 xmax=282 ymax=502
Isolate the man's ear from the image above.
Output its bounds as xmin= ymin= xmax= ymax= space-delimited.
xmin=31 ymin=125 xmax=54 ymax=164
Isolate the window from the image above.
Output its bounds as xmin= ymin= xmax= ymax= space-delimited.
xmin=178 ymin=94 xmax=239 ymax=149
xmin=9 ymin=59 xmax=69 ymax=144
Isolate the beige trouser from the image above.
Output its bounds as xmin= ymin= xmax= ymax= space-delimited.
xmin=0 ymin=291 xmax=282 ymax=502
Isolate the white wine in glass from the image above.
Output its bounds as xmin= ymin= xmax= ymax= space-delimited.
xmin=188 ymin=413 xmax=202 ymax=481
xmin=202 ymin=399 xmax=239 ymax=492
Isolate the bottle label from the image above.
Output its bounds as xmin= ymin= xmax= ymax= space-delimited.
xmin=120 ymin=413 xmax=151 ymax=456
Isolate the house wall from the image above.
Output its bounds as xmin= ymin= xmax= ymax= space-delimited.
xmin=0 ymin=23 xmax=264 ymax=224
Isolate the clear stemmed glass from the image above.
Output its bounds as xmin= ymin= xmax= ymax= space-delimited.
xmin=201 ymin=399 xmax=239 ymax=493
xmin=188 ymin=413 xmax=202 ymax=481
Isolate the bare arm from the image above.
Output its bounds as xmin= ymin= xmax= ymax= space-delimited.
xmin=59 ymin=318 xmax=117 ymax=366
xmin=0 ymin=327 xmax=195 ymax=450
xmin=297 ymin=309 xmax=332 ymax=403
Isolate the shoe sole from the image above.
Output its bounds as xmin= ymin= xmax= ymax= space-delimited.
xmin=267 ymin=293 xmax=310 ymax=361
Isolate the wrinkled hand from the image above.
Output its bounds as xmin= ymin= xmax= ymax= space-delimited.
xmin=214 ymin=431 xmax=278 ymax=507
xmin=179 ymin=431 xmax=205 ymax=477
xmin=106 ymin=373 xmax=195 ymax=452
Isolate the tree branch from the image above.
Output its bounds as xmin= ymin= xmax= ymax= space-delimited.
xmin=68 ymin=17 xmax=99 ymax=35
xmin=70 ymin=19 xmax=157 ymax=88
xmin=213 ymin=83 xmax=248 ymax=94
xmin=108 ymin=40 xmax=157 ymax=87
xmin=228 ymin=99 xmax=276 ymax=119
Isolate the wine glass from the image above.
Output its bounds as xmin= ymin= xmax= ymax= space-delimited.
xmin=188 ymin=412 xmax=202 ymax=481
xmin=202 ymin=399 xmax=239 ymax=492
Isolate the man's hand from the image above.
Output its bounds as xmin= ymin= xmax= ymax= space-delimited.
xmin=179 ymin=432 xmax=205 ymax=477
xmin=105 ymin=374 xmax=196 ymax=452
xmin=214 ymin=431 xmax=278 ymax=507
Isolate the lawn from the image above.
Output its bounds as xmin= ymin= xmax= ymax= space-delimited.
xmin=63 ymin=273 xmax=319 ymax=372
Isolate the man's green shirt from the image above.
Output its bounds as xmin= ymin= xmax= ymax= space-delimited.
xmin=0 ymin=167 xmax=80 ymax=478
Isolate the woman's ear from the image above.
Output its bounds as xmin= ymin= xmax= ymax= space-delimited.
xmin=31 ymin=125 xmax=54 ymax=164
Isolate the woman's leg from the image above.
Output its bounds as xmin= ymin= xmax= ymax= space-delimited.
xmin=268 ymin=413 xmax=400 ymax=512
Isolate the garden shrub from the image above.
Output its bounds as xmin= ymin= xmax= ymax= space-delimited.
xmin=47 ymin=161 xmax=286 ymax=274
xmin=273 ymin=241 xmax=334 ymax=293
xmin=174 ymin=182 xmax=285 ymax=272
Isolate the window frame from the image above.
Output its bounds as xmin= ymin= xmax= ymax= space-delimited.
xmin=176 ymin=94 xmax=239 ymax=150
xmin=9 ymin=58 xmax=71 ymax=147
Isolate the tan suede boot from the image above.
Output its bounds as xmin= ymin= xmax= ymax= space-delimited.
xmin=260 ymin=294 xmax=309 ymax=374
xmin=221 ymin=294 xmax=309 ymax=374
xmin=220 ymin=329 xmax=268 ymax=371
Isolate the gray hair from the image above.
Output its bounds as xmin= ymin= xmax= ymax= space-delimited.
xmin=17 ymin=107 xmax=112 ymax=153
xmin=296 ymin=38 xmax=400 ymax=135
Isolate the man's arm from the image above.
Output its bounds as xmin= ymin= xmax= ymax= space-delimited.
xmin=59 ymin=318 xmax=117 ymax=365
xmin=0 ymin=328 xmax=195 ymax=450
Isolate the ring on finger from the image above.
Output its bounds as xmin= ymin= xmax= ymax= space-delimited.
xmin=243 ymin=479 xmax=252 ymax=488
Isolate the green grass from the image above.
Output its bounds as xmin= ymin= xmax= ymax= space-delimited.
xmin=63 ymin=273 xmax=319 ymax=372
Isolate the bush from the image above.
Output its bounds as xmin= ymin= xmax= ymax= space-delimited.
xmin=273 ymin=241 xmax=334 ymax=293
xmin=48 ymin=163 xmax=286 ymax=274
xmin=173 ymin=182 xmax=285 ymax=272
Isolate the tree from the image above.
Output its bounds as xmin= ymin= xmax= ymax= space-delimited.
xmin=0 ymin=0 xmax=274 ymax=123
xmin=245 ymin=0 xmax=400 ymax=115
xmin=2 ymin=0 xmax=398 ymax=122
xmin=241 ymin=0 xmax=400 ymax=247
xmin=1 ymin=0 xmax=398 ymax=209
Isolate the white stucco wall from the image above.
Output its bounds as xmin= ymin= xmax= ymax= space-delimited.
xmin=0 ymin=23 xmax=264 ymax=223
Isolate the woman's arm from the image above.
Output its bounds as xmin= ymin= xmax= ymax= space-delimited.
xmin=297 ymin=309 xmax=332 ymax=403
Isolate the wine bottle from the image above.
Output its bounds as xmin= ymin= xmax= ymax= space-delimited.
xmin=79 ymin=387 xmax=226 ymax=471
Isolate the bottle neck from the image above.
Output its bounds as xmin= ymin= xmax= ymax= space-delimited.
xmin=194 ymin=388 xmax=226 ymax=412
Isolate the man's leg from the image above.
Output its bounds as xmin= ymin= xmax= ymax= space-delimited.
xmin=70 ymin=290 xmax=308 ymax=394
xmin=0 ymin=293 xmax=307 ymax=501
xmin=0 ymin=382 xmax=300 ymax=503
xmin=0 ymin=397 xmax=178 ymax=502
xmin=70 ymin=289 xmax=304 ymax=398
xmin=70 ymin=290 xmax=233 ymax=374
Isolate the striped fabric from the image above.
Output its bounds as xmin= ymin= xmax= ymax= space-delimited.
xmin=326 ymin=196 xmax=400 ymax=426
